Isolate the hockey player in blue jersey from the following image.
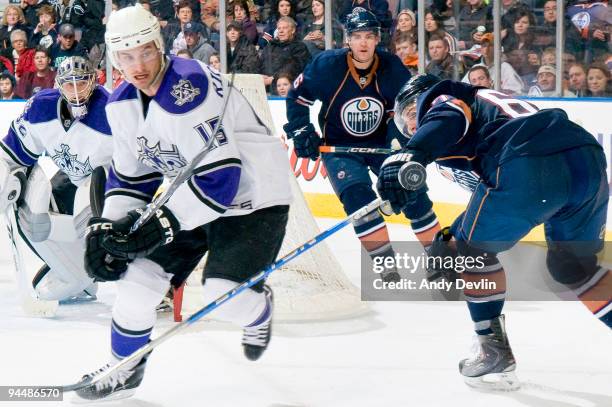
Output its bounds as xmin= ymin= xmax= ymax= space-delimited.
xmin=73 ymin=4 xmax=292 ymax=402
xmin=377 ymin=74 xmax=611 ymax=390
xmin=284 ymin=8 xmax=415 ymax=281
xmin=0 ymin=56 xmax=112 ymax=306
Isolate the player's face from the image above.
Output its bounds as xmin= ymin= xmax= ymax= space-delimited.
xmin=514 ymin=16 xmax=529 ymax=35
xmin=569 ymin=66 xmax=586 ymax=90
xmin=468 ymin=69 xmax=492 ymax=88
xmin=402 ymin=102 xmax=418 ymax=136
xmin=116 ymin=42 xmax=163 ymax=92
xmin=348 ymin=31 xmax=379 ymax=64
xmin=0 ymin=78 xmax=12 ymax=97
xmin=278 ymin=0 xmax=291 ymax=17
xmin=587 ymin=68 xmax=607 ymax=94
xmin=276 ymin=77 xmax=291 ymax=97
xmin=34 ymin=51 xmax=50 ymax=71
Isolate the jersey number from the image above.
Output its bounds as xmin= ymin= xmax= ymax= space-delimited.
xmin=477 ymin=89 xmax=538 ymax=118
xmin=194 ymin=117 xmax=228 ymax=148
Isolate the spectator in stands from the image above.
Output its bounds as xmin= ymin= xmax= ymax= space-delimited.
xmin=568 ymin=62 xmax=588 ymax=97
xmin=55 ymin=0 xmax=86 ymax=27
xmin=150 ymin=0 xmax=176 ymax=23
xmin=226 ymin=0 xmax=259 ymax=22
xmin=430 ymin=0 xmax=456 ymax=33
xmin=80 ymin=0 xmax=106 ymax=53
xmin=200 ymin=0 xmax=220 ymax=34
xmin=501 ymin=7 xmax=538 ymax=54
xmin=10 ymin=29 xmax=36 ymax=79
xmin=390 ymin=9 xmax=416 ymax=53
xmin=176 ymin=48 xmax=194 ymax=58
xmin=275 ymin=71 xmax=293 ymax=97
xmin=586 ymin=62 xmax=611 ymax=97
xmin=29 ymin=5 xmax=57 ymax=49
xmin=209 ymin=52 xmax=220 ymax=70
xmin=163 ymin=0 xmax=197 ymax=54
xmin=14 ymin=46 xmax=55 ymax=98
xmin=49 ymin=23 xmax=86 ymax=69
xmin=567 ymin=0 xmax=610 ymax=64
xmin=393 ymin=31 xmax=418 ymax=74
xmin=426 ymin=33 xmax=456 ymax=79
xmin=467 ymin=65 xmax=492 ymax=88
xmin=231 ymin=0 xmax=258 ymax=44
xmin=505 ymin=48 xmax=538 ymax=91
xmin=457 ymin=0 xmax=492 ymax=49
xmin=301 ymin=0 xmax=343 ymax=57
xmin=0 ymin=5 xmax=31 ymax=58
xmin=226 ymin=21 xmax=261 ymax=73
xmin=461 ymin=33 xmax=523 ymax=94
xmin=21 ymin=0 xmax=50 ymax=29
xmin=0 ymin=54 xmax=14 ymax=74
xmin=260 ymin=0 xmax=299 ymax=48
xmin=528 ymin=64 xmax=576 ymax=97
xmin=424 ymin=9 xmax=458 ymax=56
xmin=534 ymin=0 xmax=582 ymax=54
xmin=183 ymin=22 xmax=215 ymax=64
xmin=261 ymin=16 xmax=311 ymax=92
xmin=540 ymin=47 xmax=556 ymax=67
xmin=0 ymin=71 xmax=19 ymax=99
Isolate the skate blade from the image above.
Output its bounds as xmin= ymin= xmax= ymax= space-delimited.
xmin=59 ymin=295 xmax=97 ymax=305
xmin=70 ymin=388 xmax=136 ymax=404
xmin=464 ymin=370 xmax=521 ymax=392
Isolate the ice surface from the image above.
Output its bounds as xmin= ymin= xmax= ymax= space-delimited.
xmin=0 ymin=219 xmax=610 ymax=407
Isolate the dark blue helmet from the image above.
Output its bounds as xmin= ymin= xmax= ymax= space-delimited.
xmin=394 ymin=74 xmax=441 ymax=137
xmin=345 ymin=7 xmax=380 ymax=35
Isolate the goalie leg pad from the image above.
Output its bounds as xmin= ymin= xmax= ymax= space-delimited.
xmin=0 ymin=159 xmax=25 ymax=212
xmin=201 ymin=277 xmax=267 ymax=327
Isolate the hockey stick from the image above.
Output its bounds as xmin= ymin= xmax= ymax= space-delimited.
xmin=129 ymin=71 xmax=237 ymax=233
xmin=61 ymin=198 xmax=387 ymax=392
xmin=319 ymin=146 xmax=398 ymax=154
xmin=4 ymin=204 xmax=58 ymax=317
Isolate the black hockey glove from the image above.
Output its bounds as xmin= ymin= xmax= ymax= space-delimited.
xmin=376 ymin=152 xmax=418 ymax=214
xmin=84 ymin=217 xmax=129 ymax=282
xmin=425 ymin=227 xmax=459 ymax=283
xmin=102 ymin=205 xmax=180 ymax=260
xmin=287 ymin=123 xmax=321 ymax=160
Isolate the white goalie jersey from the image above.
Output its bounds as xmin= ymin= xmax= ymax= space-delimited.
xmin=103 ymin=57 xmax=292 ymax=230
xmin=0 ymin=87 xmax=113 ymax=184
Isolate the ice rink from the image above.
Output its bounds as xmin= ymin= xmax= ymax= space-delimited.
xmin=1 ymin=218 xmax=611 ymax=407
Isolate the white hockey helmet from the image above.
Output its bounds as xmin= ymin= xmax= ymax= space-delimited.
xmin=104 ymin=3 xmax=164 ymax=70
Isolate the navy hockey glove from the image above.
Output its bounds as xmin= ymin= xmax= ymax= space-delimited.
xmin=288 ymin=123 xmax=321 ymax=160
xmin=376 ymin=152 xmax=418 ymax=214
xmin=84 ymin=217 xmax=129 ymax=282
xmin=102 ymin=206 xmax=180 ymax=260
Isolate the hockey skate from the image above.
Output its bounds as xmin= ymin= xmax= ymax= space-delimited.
xmin=242 ymin=285 xmax=273 ymax=361
xmin=72 ymin=354 xmax=149 ymax=403
xmin=459 ymin=315 xmax=520 ymax=391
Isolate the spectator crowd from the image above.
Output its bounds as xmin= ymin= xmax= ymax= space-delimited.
xmin=0 ymin=0 xmax=610 ymax=99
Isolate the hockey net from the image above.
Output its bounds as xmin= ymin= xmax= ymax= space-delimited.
xmin=178 ymin=74 xmax=368 ymax=322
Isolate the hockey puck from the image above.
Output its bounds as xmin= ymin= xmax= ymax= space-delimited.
xmin=398 ymin=161 xmax=427 ymax=190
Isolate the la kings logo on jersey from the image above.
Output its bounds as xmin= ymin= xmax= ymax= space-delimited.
xmin=436 ymin=164 xmax=480 ymax=192
xmin=171 ymin=79 xmax=201 ymax=106
xmin=340 ymin=97 xmax=384 ymax=137
xmin=136 ymin=137 xmax=188 ymax=176
xmin=52 ymin=143 xmax=93 ymax=180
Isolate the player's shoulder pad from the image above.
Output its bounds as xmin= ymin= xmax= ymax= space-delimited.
xmin=107 ymin=79 xmax=138 ymax=105
xmin=22 ymin=88 xmax=61 ymax=124
xmin=430 ymin=94 xmax=472 ymax=124
xmin=153 ymin=57 xmax=211 ymax=114
xmin=417 ymin=80 xmax=476 ymax=122
xmin=80 ymin=86 xmax=112 ymax=136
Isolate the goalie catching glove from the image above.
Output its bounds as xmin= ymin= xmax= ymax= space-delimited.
xmin=101 ymin=206 xmax=180 ymax=261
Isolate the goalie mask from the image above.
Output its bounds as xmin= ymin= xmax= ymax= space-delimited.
xmin=394 ymin=74 xmax=441 ymax=138
xmin=55 ymin=56 xmax=96 ymax=120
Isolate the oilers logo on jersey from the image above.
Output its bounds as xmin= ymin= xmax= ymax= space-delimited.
xmin=171 ymin=79 xmax=201 ymax=106
xmin=341 ymin=97 xmax=384 ymax=137
xmin=51 ymin=143 xmax=93 ymax=180
xmin=136 ymin=137 xmax=188 ymax=176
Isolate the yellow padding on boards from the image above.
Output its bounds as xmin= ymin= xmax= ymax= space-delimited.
xmin=303 ymin=192 xmax=612 ymax=260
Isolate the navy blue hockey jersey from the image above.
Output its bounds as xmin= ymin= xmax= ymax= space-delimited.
xmin=407 ymin=81 xmax=601 ymax=180
xmin=286 ymin=49 xmax=411 ymax=148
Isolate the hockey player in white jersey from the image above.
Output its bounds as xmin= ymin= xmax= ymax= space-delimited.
xmin=0 ymin=56 xmax=112 ymax=304
xmin=73 ymin=4 xmax=292 ymax=402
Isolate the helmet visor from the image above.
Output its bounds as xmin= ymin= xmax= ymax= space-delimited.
xmin=393 ymin=98 xmax=417 ymax=138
